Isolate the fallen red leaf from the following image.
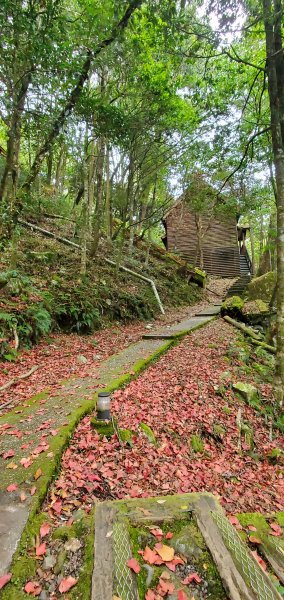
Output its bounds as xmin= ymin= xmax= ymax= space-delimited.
xmin=6 ymin=484 xmax=17 ymax=492
xmin=269 ymin=522 xmax=282 ymax=536
xmin=24 ymin=581 xmax=42 ymax=596
xmin=126 ymin=558 xmax=141 ymax=574
xmin=0 ymin=573 xmax=12 ymax=590
xmin=251 ymin=550 xmax=267 ymax=571
xmin=248 ymin=536 xmax=262 ymax=545
xmin=142 ymin=546 xmax=163 ymax=565
xmin=149 ymin=528 xmax=163 ymax=540
xmin=145 ymin=591 xmax=156 ymax=600
xmin=165 ymin=532 xmax=173 ymax=539
xmin=157 ymin=576 xmax=175 ymax=595
xmin=3 ymin=450 xmax=15 ymax=459
xmin=182 ymin=572 xmax=202 ymax=584
xmin=228 ymin=516 xmax=242 ymax=530
xmin=35 ymin=542 xmax=46 ymax=557
xmin=58 ymin=576 xmax=78 ymax=593
xmin=177 ymin=590 xmax=188 ymax=600
xmin=40 ymin=523 xmax=51 ymax=538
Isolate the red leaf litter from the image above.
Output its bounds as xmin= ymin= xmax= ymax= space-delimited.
xmin=51 ymin=321 xmax=283 ymax=514
xmin=0 ymin=303 xmax=205 ymax=413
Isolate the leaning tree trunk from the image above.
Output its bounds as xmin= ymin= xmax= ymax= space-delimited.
xmin=263 ymin=0 xmax=284 ymax=406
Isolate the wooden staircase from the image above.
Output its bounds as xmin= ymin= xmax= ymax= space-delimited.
xmin=226 ymin=253 xmax=252 ymax=297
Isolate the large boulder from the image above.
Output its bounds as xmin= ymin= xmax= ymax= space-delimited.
xmin=221 ymin=295 xmax=244 ymax=319
xmin=242 ymin=299 xmax=270 ymax=325
xmin=247 ymin=272 xmax=276 ymax=303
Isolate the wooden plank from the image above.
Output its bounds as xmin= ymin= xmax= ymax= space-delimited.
xmin=261 ymin=540 xmax=284 ymax=585
xmin=194 ymin=497 xmax=257 ymax=600
xmin=92 ymin=503 xmax=114 ymax=600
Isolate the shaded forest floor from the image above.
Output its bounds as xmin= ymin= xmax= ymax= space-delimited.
xmin=49 ymin=319 xmax=283 ymax=517
xmin=0 ymin=279 xmax=231 ymax=413
xmin=17 ymin=318 xmax=283 ymax=599
xmin=1 ymin=300 xmax=283 ymax=598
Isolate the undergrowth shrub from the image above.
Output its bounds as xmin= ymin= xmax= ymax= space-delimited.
xmin=0 ymin=304 xmax=52 ymax=359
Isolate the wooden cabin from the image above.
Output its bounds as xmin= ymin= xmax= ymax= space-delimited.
xmin=162 ymin=189 xmax=245 ymax=277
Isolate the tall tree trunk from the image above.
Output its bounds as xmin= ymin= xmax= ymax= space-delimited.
xmin=55 ymin=142 xmax=65 ymax=191
xmin=263 ymin=0 xmax=284 ymax=406
xmin=46 ymin=150 xmax=53 ymax=185
xmin=0 ymin=73 xmax=31 ymax=205
xmin=127 ymin=150 xmax=135 ymax=252
xmin=90 ymin=136 xmax=106 ymax=256
xmin=249 ymin=217 xmax=256 ymax=275
xmin=105 ymin=143 xmax=112 ymax=242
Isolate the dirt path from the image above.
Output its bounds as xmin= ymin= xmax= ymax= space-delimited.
xmin=2 ymin=316 xmax=281 ymax=600
xmin=0 ymin=278 xmax=234 ymax=414
xmin=0 ymin=306 xmax=216 ymax=582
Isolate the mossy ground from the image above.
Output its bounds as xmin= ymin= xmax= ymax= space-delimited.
xmin=0 ymin=226 xmax=202 ymax=353
xmin=0 ymin=338 xmax=175 ymax=599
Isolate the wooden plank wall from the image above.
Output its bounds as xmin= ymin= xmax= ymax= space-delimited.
xmin=165 ymin=203 xmax=240 ymax=277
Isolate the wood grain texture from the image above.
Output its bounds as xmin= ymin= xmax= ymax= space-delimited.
xmin=194 ymin=497 xmax=257 ymax=600
xmin=92 ymin=504 xmax=114 ymax=600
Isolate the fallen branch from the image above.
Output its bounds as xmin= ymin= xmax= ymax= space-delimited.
xmin=18 ymin=219 xmax=80 ymax=248
xmin=223 ymin=315 xmax=262 ymax=340
xmin=250 ymin=338 xmax=276 ymax=354
xmin=0 ymin=398 xmax=17 ymax=411
xmin=0 ymin=365 xmax=40 ymax=393
xmin=223 ymin=315 xmax=276 ymax=354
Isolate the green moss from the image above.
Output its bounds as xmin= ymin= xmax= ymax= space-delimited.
xmin=69 ymin=511 xmax=95 ymax=600
xmin=221 ymin=295 xmax=244 ymax=318
xmin=90 ymin=418 xmax=115 ymax=439
xmin=119 ymin=428 xmax=134 ymax=445
xmin=247 ymin=271 xmax=276 ymax=302
xmin=190 ymin=434 xmax=204 ymax=453
xmin=266 ymin=447 xmax=284 ymax=464
xmin=237 ymin=512 xmax=269 ymax=533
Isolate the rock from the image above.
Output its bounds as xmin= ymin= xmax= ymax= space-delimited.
xmin=64 ymin=538 xmax=82 ymax=552
xmin=247 ymin=271 xmax=276 ymax=303
xmin=221 ymin=296 xmax=244 ymax=319
xmin=42 ymin=554 xmax=56 ymax=570
xmin=242 ymin=299 xmax=270 ymax=325
xmin=193 ymin=267 xmax=207 ymax=288
xmin=39 ymin=591 xmax=48 ymax=600
xmin=171 ymin=525 xmax=203 ymax=559
xmin=76 ymin=354 xmax=88 ymax=364
xmin=72 ymin=509 xmax=85 ymax=522
xmin=145 ymin=324 xmax=153 ymax=329
xmin=233 ymin=382 xmax=259 ymax=405
xmin=54 ymin=549 xmax=67 ymax=575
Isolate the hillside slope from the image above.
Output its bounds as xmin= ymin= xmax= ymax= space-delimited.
xmin=0 ymin=219 xmax=203 ymax=357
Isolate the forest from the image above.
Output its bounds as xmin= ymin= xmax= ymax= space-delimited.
xmin=1 ymin=1 xmax=284 ymax=598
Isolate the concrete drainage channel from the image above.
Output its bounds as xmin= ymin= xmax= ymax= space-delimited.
xmin=0 ymin=307 xmax=219 ymax=598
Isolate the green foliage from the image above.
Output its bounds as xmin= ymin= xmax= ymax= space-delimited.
xmin=190 ymin=434 xmax=204 ymax=453
xmin=221 ymin=295 xmax=244 ymax=318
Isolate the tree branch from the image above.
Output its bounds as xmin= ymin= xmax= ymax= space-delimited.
xmin=219 ymin=127 xmax=271 ymax=191
xmin=21 ymin=0 xmax=142 ymax=193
